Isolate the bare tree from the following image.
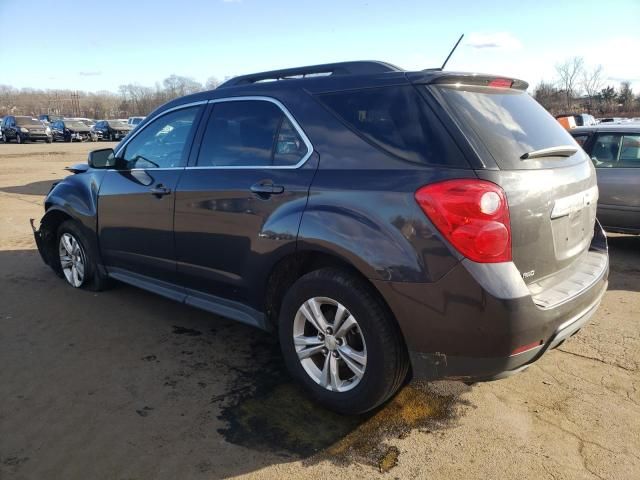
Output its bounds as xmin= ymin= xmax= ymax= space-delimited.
xmin=534 ymin=81 xmax=563 ymax=113
xmin=205 ymin=76 xmax=220 ymax=90
xmin=618 ymin=81 xmax=634 ymax=111
xmin=581 ymin=65 xmax=604 ymax=113
xmin=555 ymin=56 xmax=584 ymax=110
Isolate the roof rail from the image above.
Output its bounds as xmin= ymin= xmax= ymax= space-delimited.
xmin=218 ymin=61 xmax=402 ymax=88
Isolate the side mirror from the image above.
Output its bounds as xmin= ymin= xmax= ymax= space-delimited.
xmin=88 ymin=148 xmax=115 ymax=169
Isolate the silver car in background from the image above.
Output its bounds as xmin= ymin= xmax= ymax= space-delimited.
xmin=572 ymin=124 xmax=640 ymax=234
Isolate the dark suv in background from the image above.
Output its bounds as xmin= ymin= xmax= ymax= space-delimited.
xmin=2 ymin=116 xmax=52 ymax=143
xmin=93 ymin=120 xmax=132 ymax=141
xmin=51 ymin=119 xmax=93 ymax=142
xmin=32 ymin=61 xmax=608 ymax=414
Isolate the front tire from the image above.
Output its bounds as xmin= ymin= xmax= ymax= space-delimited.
xmin=279 ymin=268 xmax=409 ymax=414
xmin=16 ymin=133 xmax=23 ymax=144
xmin=56 ymin=220 xmax=109 ymax=291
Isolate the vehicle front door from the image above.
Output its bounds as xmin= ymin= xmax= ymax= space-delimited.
xmin=52 ymin=121 xmax=63 ymax=141
xmin=174 ymin=98 xmax=317 ymax=310
xmin=590 ymin=132 xmax=640 ymax=232
xmin=5 ymin=117 xmax=16 ymax=140
xmin=97 ymin=104 xmax=204 ymax=283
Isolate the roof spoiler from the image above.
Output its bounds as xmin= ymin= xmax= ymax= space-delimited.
xmin=218 ymin=61 xmax=402 ymax=88
xmin=410 ymin=72 xmax=529 ymax=90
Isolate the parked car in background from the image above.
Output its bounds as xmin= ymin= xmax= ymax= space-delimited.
xmin=556 ymin=113 xmax=596 ymax=129
xmin=571 ymin=124 xmax=640 ymax=234
xmin=51 ymin=119 xmax=93 ymax=142
xmin=93 ymin=120 xmax=132 ymax=141
xmin=2 ymin=116 xmax=52 ymax=143
xmin=127 ymin=116 xmax=145 ymax=127
xmin=0 ymin=116 xmax=4 ymax=141
xmin=31 ymin=61 xmax=609 ymax=414
xmin=38 ymin=114 xmax=63 ymax=125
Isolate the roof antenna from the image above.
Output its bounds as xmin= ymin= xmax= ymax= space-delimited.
xmin=441 ymin=34 xmax=464 ymax=70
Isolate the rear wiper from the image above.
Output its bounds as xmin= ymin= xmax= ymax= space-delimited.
xmin=520 ymin=145 xmax=578 ymax=160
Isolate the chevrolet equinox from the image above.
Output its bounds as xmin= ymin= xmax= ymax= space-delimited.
xmin=32 ymin=61 xmax=609 ymax=414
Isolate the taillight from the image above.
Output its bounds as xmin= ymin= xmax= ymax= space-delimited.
xmin=488 ymin=78 xmax=513 ymax=88
xmin=415 ymin=179 xmax=511 ymax=263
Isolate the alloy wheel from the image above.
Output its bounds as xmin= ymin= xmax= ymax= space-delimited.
xmin=293 ymin=296 xmax=367 ymax=392
xmin=58 ymin=233 xmax=86 ymax=288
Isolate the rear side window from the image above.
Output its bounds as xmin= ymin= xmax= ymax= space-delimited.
xmin=433 ymin=85 xmax=579 ymax=169
xmin=316 ymin=86 xmax=468 ymax=167
xmin=197 ymin=100 xmax=309 ymax=167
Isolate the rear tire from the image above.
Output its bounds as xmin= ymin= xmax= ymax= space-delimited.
xmin=56 ymin=220 xmax=110 ymax=291
xmin=279 ymin=268 xmax=409 ymax=414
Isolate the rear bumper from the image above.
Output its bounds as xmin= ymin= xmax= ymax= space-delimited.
xmin=409 ymin=283 xmax=605 ymax=381
xmin=374 ymin=221 xmax=609 ymax=382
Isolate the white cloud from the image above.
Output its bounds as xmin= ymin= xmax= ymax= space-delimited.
xmin=465 ymin=32 xmax=522 ymax=50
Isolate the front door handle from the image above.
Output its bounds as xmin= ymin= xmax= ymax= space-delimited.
xmin=150 ymin=184 xmax=171 ymax=197
xmin=250 ymin=182 xmax=285 ymax=196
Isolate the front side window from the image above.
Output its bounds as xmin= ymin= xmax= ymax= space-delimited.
xmin=572 ymin=134 xmax=590 ymax=148
xmin=121 ymin=106 xmax=199 ymax=169
xmin=591 ymin=134 xmax=622 ymax=167
xmin=197 ymin=100 xmax=308 ymax=167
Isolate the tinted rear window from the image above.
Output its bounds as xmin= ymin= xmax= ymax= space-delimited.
xmin=317 ymin=86 xmax=468 ymax=167
xmin=433 ymin=85 xmax=579 ymax=169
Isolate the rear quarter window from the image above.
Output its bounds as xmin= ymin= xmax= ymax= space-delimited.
xmin=316 ymin=86 xmax=469 ymax=167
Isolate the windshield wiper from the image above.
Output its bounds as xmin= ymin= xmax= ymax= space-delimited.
xmin=520 ymin=145 xmax=578 ymax=160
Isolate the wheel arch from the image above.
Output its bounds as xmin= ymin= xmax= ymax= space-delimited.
xmin=263 ymin=249 xmax=407 ymax=352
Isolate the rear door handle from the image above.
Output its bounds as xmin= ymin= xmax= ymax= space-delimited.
xmin=150 ymin=184 xmax=171 ymax=197
xmin=250 ymin=182 xmax=285 ymax=195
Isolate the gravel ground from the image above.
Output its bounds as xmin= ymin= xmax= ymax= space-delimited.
xmin=1 ymin=141 xmax=638 ymax=480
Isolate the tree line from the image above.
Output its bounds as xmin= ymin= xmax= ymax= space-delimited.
xmin=0 ymin=74 xmax=221 ymax=119
xmin=534 ymin=57 xmax=639 ymax=116
xmin=2 ymin=62 xmax=639 ymax=119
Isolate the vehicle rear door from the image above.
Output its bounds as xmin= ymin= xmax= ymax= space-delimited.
xmin=589 ymin=131 xmax=640 ymax=231
xmin=174 ymin=97 xmax=317 ymax=309
xmin=97 ymin=104 xmax=204 ymax=283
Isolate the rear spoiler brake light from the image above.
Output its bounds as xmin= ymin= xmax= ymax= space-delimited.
xmin=426 ymin=75 xmax=528 ymax=90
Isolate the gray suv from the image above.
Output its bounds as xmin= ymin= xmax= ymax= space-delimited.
xmin=31 ymin=61 xmax=609 ymax=414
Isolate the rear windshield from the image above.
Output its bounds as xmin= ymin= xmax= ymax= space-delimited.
xmin=432 ymin=85 xmax=579 ymax=169
xmin=317 ymin=86 xmax=468 ymax=167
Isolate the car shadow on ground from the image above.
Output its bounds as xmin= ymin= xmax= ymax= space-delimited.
xmin=0 ymin=180 xmax=59 ymax=196
xmin=606 ymin=233 xmax=640 ymax=292
xmin=0 ymin=249 xmax=469 ymax=478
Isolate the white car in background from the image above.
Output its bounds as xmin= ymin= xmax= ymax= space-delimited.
xmin=127 ymin=116 xmax=145 ymax=127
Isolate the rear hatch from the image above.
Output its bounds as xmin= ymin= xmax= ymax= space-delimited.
xmin=424 ymin=77 xmax=598 ymax=287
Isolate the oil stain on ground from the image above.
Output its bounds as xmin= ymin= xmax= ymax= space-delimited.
xmin=217 ymin=336 xmax=470 ymax=472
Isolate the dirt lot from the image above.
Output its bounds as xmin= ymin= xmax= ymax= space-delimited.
xmin=0 ymin=141 xmax=638 ymax=480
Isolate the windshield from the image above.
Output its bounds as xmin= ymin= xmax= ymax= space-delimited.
xmin=16 ymin=117 xmax=43 ymax=126
xmin=432 ymin=85 xmax=580 ymax=169
xmin=131 ymin=117 xmax=143 ymax=125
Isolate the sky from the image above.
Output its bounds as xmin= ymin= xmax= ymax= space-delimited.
xmin=1 ymin=0 xmax=639 ymax=93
